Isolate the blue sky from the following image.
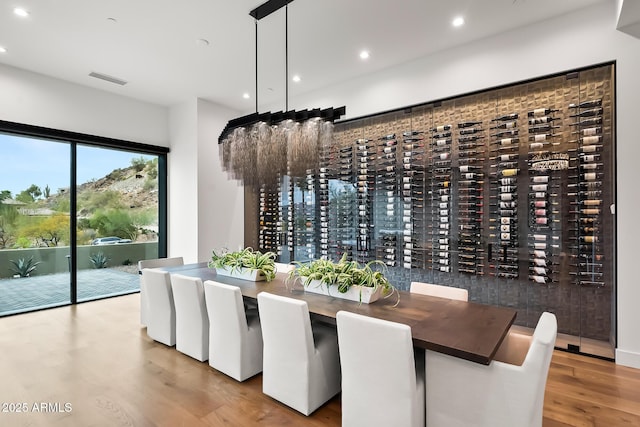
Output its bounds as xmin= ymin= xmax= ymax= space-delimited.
xmin=0 ymin=133 xmax=154 ymax=198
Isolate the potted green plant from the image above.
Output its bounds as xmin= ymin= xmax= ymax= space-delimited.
xmin=208 ymin=247 xmax=277 ymax=282
xmin=288 ymin=254 xmax=397 ymax=304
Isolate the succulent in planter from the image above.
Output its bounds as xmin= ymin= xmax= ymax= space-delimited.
xmin=288 ymin=254 xmax=398 ymax=304
xmin=9 ymin=256 xmax=41 ymax=278
xmin=208 ymin=247 xmax=277 ymax=282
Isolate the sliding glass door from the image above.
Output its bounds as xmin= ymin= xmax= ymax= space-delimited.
xmin=0 ymin=133 xmax=71 ymax=315
xmin=0 ymin=123 xmax=167 ymax=316
xmin=76 ymin=145 xmax=159 ymax=302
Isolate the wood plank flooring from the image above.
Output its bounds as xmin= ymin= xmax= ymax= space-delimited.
xmin=0 ymin=294 xmax=638 ymax=426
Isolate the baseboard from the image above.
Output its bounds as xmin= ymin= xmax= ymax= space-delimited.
xmin=615 ymin=348 xmax=640 ymax=369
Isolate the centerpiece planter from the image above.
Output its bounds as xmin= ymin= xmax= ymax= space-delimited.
xmin=215 ymin=265 xmax=267 ymax=282
xmin=302 ymin=278 xmax=383 ymax=303
xmin=288 ymin=254 xmax=398 ymax=305
xmin=208 ymin=248 xmax=277 ymax=282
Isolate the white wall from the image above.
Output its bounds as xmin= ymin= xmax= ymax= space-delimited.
xmin=0 ymin=63 xmax=168 ymax=146
xmin=167 ymin=99 xmax=243 ymax=263
xmin=267 ymin=2 xmax=640 ymax=368
xmin=168 ymin=99 xmax=198 ymax=262
xmin=196 ymin=99 xmax=244 ymax=260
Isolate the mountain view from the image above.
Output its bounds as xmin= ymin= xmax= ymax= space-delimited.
xmin=0 ymin=157 xmax=158 ymax=249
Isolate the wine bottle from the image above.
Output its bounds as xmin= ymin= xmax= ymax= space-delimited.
xmin=569 ymin=107 xmax=603 ymax=118
xmin=571 ymin=116 xmax=603 ymax=127
xmin=460 ymin=127 xmax=483 ymax=135
xmin=458 ymin=135 xmax=485 ymax=144
xmin=572 ymin=127 xmax=602 ymax=136
xmin=458 ymin=121 xmax=482 ymax=128
xmin=529 ymin=124 xmax=560 ymax=133
xmin=529 ymin=116 xmax=560 ymax=125
xmin=491 ymin=130 xmax=519 ymax=138
xmin=528 ymin=108 xmax=559 ymax=117
xmin=403 ymin=130 xmax=424 ymax=137
xmin=568 ymin=99 xmax=602 ymax=109
xmin=430 ymin=125 xmax=452 ymax=133
xmin=491 ymin=113 xmax=519 ymax=122
xmin=490 ymin=121 xmax=517 ymax=130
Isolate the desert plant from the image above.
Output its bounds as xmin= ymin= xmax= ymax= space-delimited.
xmin=288 ymin=253 xmax=397 ymax=304
xmin=9 ymin=256 xmax=41 ymax=277
xmin=89 ymin=252 xmax=109 ymax=269
xmin=209 ymin=247 xmax=277 ymax=282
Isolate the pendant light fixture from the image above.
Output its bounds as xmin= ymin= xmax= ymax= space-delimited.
xmin=218 ymin=0 xmax=345 ymax=187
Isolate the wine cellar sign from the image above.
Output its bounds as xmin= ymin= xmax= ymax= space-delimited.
xmin=243 ymin=63 xmax=615 ymax=352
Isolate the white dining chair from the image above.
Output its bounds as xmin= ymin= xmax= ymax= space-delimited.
xmin=203 ymin=280 xmax=263 ymax=381
xmin=139 ymin=257 xmax=184 ymax=326
xmin=336 ymin=310 xmax=425 ymax=427
xmin=170 ymin=274 xmax=209 ymax=362
xmin=143 ymin=268 xmax=176 ymax=346
xmin=275 ymin=262 xmax=295 ymax=273
xmin=410 ymin=281 xmax=468 ymax=301
xmin=425 ymin=311 xmax=557 ymax=427
xmin=257 ymin=292 xmax=341 ymax=416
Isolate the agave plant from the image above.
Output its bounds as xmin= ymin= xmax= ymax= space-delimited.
xmin=209 ymin=247 xmax=277 ymax=282
xmin=288 ymin=253 xmax=397 ymax=303
xmin=9 ymin=256 xmax=41 ymax=278
xmin=89 ymin=252 xmax=109 ymax=269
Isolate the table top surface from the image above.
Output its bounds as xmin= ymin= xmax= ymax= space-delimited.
xmin=158 ymin=263 xmax=516 ymax=365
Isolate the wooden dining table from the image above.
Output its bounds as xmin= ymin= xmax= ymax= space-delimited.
xmin=159 ymin=262 xmax=517 ymax=365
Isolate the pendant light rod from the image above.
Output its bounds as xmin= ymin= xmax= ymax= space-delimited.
xmin=285 ymin=4 xmax=289 ymax=112
xmin=255 ymin=19 xmax=259 ymax=113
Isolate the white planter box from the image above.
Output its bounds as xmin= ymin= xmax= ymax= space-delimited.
xmin=215 ymin=266 xmax=266 ymax=282
xmin=303 ymin=278 xmax=382 ymax=303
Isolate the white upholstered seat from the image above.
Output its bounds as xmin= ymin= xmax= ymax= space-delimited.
xmin=203 ymin=280 xmax=263 ymax=381
xmin=410 ymin=281 xmax=468 ymax=301
xmin=143 ymin=268 xmax=176 ymax=346
xmin=257 ymin=292 xmax=341 ymax=416
xmin=139 ymin=257 xmax=184 ymax=326
xmin=425 ymin=311 xmax=557 ymax=427
xmin=170 ymin=274 xmax=209 ymax=362
xmin=336 ymin=310 xmax=425 ymax=427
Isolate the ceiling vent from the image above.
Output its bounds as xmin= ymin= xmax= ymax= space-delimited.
xmin=89 ymin=71 xmax=127 ymax=86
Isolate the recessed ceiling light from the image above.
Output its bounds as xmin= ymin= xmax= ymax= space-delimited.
xmin=107 ymin=17 xmax=118 ymax=24
xmin=243 ymin=93 xmax=250 ymax=99
xmin=452 ymin=16 xmax=465 ymax=27
xmin=359 ymin=50 xmax=370 ymax=60
xmin=0 ymin=46 xmax=6 ymax=54
xmin=14 ymin=7 xmax=29 ymax=17
xmin=196 ymin=38 xmax=210 ymax=47
xmin=292 ymin=75 xmax=301 ymax=83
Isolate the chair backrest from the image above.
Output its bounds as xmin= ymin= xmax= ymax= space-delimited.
xmin=142 ymin=268 xmax=175 ymax=344
xmin=275 ymin=262 xmax=295 ymax=273
xmin=519 ymin=311 xmax=557 ymax=425
xmin=257 ymin=292 xmax=315 ymax=361
xmin=337 ymin=310 xmax=420 ymax=427
xmin=169 ymin=274 xmax=209 ymax=360
xmin=204 ymin=280 xmax=248 ymax=339
xmin=170 ymin=274 xmax=207 ymax=320
xmin=410 ymin=281 xmax=468 ymax=301
xmin=138 ymin=257 xmax=184 ymax=272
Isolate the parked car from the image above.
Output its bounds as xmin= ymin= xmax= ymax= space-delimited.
xmin=92 ymin=237 xmax=127 ymax=245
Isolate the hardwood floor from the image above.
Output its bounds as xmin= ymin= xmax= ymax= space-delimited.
xmin=0 ymin=294 xmax=638 ymax=426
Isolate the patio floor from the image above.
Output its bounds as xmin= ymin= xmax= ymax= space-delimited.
xmin=0 ymin=269 xmax=139 ymax=316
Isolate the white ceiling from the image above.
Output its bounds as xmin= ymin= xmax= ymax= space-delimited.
xmin=0 ymin=0 xmax=608 ymax=113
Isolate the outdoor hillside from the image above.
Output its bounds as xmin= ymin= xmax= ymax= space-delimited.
xmin=1 ymin=158 xmax=158 ymax=249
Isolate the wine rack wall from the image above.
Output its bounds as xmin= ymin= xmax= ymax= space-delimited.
xmin=245 ymin=63 xmax=615 ymax=351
